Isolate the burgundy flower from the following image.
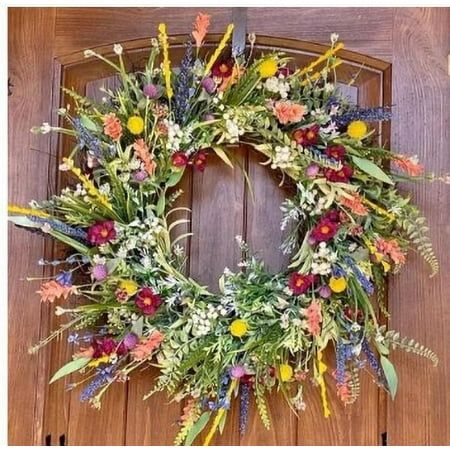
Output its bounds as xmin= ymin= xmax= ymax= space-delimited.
xmin=310 ymin=218 xmax=340 ymax=243
xmin=323 ymin=209 xmax=341 ymax=223
xmin=288 ymin=272 xmax=315 ymax=295
xmin=292 ymin=124 xmax=320 ymax=147
xmin=171 ymin=152 xmax=189 ymax=168
xmin=277 ymin=67 xmax=292 ymax=77
xmin=325 ymin=145 xmax=346 ymax=161
xmin=92 ymin=337 xmax=126 ymax=358
xmin=191 ymin=150 xmax=207 ymax=172
xmin=211 ymin=59 xmax=233 ymax=78
xmin=135 ymin=287 xmax=162 ymax=316
xmin=87 ymin=220 xmax=116 ymax=245
xmin=324 ymin=165 xmax=353 ymax=183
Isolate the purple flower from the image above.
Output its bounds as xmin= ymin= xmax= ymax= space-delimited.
xmin=201 ymin=77 xmax=216 ymax=94
xmin=143 ymin=84 xmax=159 ymax=99
xmin=305 ymin=164 xmax=320 ymax=178
xmin=92 ymin=264 xmax=108 ymax=281
xmin=132 ymin=170 xmax=148 ymax=182
xmin=318 ymin=285 xmax=332 ymax=298
xmin=123 ymin=332 xmax=139 ymax=350
xmin=203 ymin=113 xmax=215 ymax=121
xmin=230 ymin=365 xmax=246 ymax=379
xmin=56 ymin=271 xmax=72 ymax=287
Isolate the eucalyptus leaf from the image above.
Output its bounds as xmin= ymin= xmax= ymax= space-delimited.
xmin=351 ymin=156 xmax=394 ymax=185
xmin=380 ymin=355 xmax=398 ymax=399
xmin=184 ymin=411 xmax=211 ymax=445
xmin=131 ymin=316 xmax=144 ymax=337
xmin=166 ymin=169 xmax=185 ymax=188
xmin=49 ymin=357 xmax=91 ymax=384
xmin=156 ymin=194 xmax=166 ymax=216
xmin=80 ymin=115 xmax=99 ymax=132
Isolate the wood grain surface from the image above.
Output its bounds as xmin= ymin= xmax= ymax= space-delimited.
xmin=8 ymin=6 xmax=450 ymax=446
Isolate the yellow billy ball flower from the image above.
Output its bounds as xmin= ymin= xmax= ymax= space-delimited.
xmin=127 ymin=115 xmax=144 ymax=135
xmin=279 ymin=363 xmax=293 ymax=382
xmin=258 ymin=58 xmax=278 ymax=78
xmin=329 ymin=276 xmax=347 ymax=293
xmin=347 ymin=120 xmax=367 ymax=140
xmin=230 ymin=319 xmax=249 ymax=338
xmin=119 ymin=279 xmax=139 ymax=296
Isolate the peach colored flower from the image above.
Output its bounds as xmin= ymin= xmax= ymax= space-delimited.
xmin=37 ymin=280 xmax=77 ymax=303
xmin=392 ymin=155 xmax=424 ymax=177
xmin=131 ymin=330 xmax=164 ymax=361
xmin=304 ymin=301 xmax=322 ymax=336
xmin=133 ymin=139 xmax=156 ymax=175
xmin=338 ymin=194 xmax=369 ymax=216
xmin=274 ymin=101 xmax=306 ymax=125
xmin=103 ymin=113 xmax=123 ymax=141
xmin=192 ymin=13 xmax=210 ymax=48
xmin=375 ymin=238 xmax=406 ymax=265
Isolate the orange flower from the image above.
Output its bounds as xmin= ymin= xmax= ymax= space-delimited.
xmin=103 ymin=113 xmax=123 ymax=141
xmin=274 ymin=101 xmax=306 ymax=125
xmin=192 ymin=12 xmax=210 ymax=48
xmin=338 ymin=194 xmax=369 ymax=216
xmin=37 ymin=280 xmax=76 ymax=303
xmin=133 ymin=139 xmax=156 ymax=175
xmin=392 ymin=155 xmax=423 ymax=177
xmin=304 ymin=301 xmax=322 ymax=336
xmin=131 ymin=330 xmax=164 ymax=361
xmin=217 ymin=64 xmax=244 ymax=92
xmin=74 ymin=346 xmax=95 ymax=359
xmin=375 ymin=237 xmax=406 ymax=265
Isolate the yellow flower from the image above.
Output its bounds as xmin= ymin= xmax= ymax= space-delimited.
xmin=347 ymin=120 xmax=367 ymax=140
xmin=88 ymin=355 xmax=110 ymax=367
xmin=229 ymin=319 xmax=249 ymax=338
xmin=119 ymin=279 xmax=139 ymax=296
xmin=258 ymin=58 xmax=278 ymax=78
xmin=127 ymin=116 xmax=144 ymax=135
xmin=279 ymin=363 xmax=293 ymax=382
xmin=381 ymin=260 xmax=391 ymax=273
xmin=329 ymin=276 xmax=347 ymax=293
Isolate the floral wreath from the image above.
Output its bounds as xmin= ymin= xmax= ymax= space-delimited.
xmin=9 ymin=13 xmax=446 ymax=446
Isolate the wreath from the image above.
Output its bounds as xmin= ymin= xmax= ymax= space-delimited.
xmin=9 ymin=13 xmax=444 ymax=445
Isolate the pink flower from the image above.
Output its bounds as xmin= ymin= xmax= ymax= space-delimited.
xmin=135 ymin=287 xmax=162 ymax=315
xmin=87 ymin=220 xmax=116 ymax=245
xmin=288 ymin=272 xmax=315 ymax=295
xmin=305 ymin=164 xmax=320 ymax=178
xmin=92 ymin=264 xmax=108 ymax=281
xmin=375 ymin=238 xmax=406 ymax=265
xmin=305 ymin=301 xmax=322 ymax=336
xmin=230 ymin=365 xmax=246 ymax=379
xmin=143 ymin=84 xmax=159 ymax=99
xmin=392 ymin=155 xmax=424 ymax=177
xmin=274 ymin=101 xmax=306 ymax=125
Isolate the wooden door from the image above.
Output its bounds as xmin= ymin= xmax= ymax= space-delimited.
xmin=8 ymin=7 xmax=449 ymax=446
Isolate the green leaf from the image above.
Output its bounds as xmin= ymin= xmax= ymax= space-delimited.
xmin=166 ymin=168 xmax=185 ymax=188
xmin=131 ymin=316 xmax=144 ymax=337
xmin=8 ymin=215 xmax=38 ymax=228
xmin=156 ymin=194 xmax=166 ymax=217
xmin=212 ymin=146 xmax=234 ymax=168
xmin=49 ymin=357 xmax=91 ymax=384
xmin=184 ymin=411 xmax=211 ymax=445
xmin=351 ymin=156 xmax=394 ymax=185
xmin=80 ymin=115 xmax=99 ymax=132
xmin=380 ymin=355 xmax=398 ymax=399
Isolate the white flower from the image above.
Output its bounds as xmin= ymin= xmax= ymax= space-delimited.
xmin=55 ymin=306 xmax=67 ymax=316
xmin=84 ymin=49 xmax=95 ymax=58
xmin=93 ymin=255 xmax=106 ymax=265
xmin=41 ymin=223 xmax=52 ymax=233
xmin=330 ymin=33 xmax=339 ymax=44
xmin=113 ymin=43 xmax=123 ymax=55
xmin=40 ymin=122 xmax=52 ymax=134
xmin=225 ymin=119 xmax=239 ymax=138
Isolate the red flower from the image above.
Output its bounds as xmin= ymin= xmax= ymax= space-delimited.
xmin=87 ymin=220 xmax=116 ymax=245
xmin=325 ymin=145 xmax=346 ymax=161
xmin=288 ymin=272 xmax=315 ymax=295
xmin=211 ymin=59 xmax=233 ymax=78
xmin=324 ymin=165 xmax=353 ymax=183
xmin=172 ymin=152 xmax=189 ymax=168
xmin=310 ymin=218 xmax=339 ymax=243
xmin=135 ymin=287 xmax=162 ymax=316
xmin=323 ymin=209 xmax=341 ymax=223
xmin=292 ymin=124 xmax=320 ymax=147
xmin=191 ymin=150 xmax=207 ymax=172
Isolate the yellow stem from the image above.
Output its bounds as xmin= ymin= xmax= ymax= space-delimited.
xmin=8 ymin=204 xmax=50 ymax=218
xmin=203 ymin=379 xmax=237 ymax=446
